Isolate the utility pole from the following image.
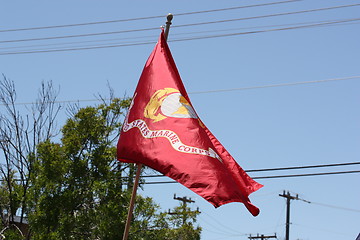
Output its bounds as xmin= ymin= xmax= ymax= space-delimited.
xmin=168 ymin=194 xmax=200 ymax=225
xmin=248 ymin=233 xmax=277 ymax=240
xmin=279 ymin=191 xmax=310 ymax=240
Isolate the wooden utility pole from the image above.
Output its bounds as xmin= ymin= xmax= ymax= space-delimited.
xmin=168 ymin=194 xmax=200 ymax=225
xmin=248 ymin=233 xmax=277 ymax=240
xmin=279 ymin=191 xmax=310 ymax=240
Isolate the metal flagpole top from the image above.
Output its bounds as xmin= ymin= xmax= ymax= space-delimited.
xmin=164 ymin=13 xmax=173 ymax=41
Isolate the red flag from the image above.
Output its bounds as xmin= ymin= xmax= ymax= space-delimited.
xmin=117 ymin=30 xmax=263 ymax=216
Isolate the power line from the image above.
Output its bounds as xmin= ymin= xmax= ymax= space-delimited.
xmin=0 ymin=33 xmax=155 ymax=50
xmin=291 ymin=223 xmax=355 ymax=236
xmin=170 ymin=17 xmax=360 ymax=42
xmin=174 ymin=0 xmax=301 ymax=16
xmin=198 ymin=211 xmax=246 ymax=235
xmin=0 ymin=17 xmax=355 ymax=52
xmin=1 ymin=18 xmax=359 ymax=55
xmin=3 ymin=168 xmax=359 ymax=183
xmin=308 ymin=201 xmax=360 ymax=213
xmin=246 ymin=161 xmax=360 ymax=173
xmin=0 ymin=18 xmax=332 ymax=51
xmin=0 ymin=0 xmax=301 ymax=33
xmin=0 ymin=27 xmax=159 ymax=44
xmin=2 ymin=75 xmax=359 ymax=106
xmin=142 ymin=161 xmax=360 ymax=178
xmin=1 ymin=3 xmax=359 ymax=45
xmin=173 ymin=3 xmax=360 ymax=28
xmin=142 ymin=170 xmax=360 ymax=184
xmin=253 ymin=170 xmax=360 ymax=179
xmin=189 ymin=75 xmax=360 ymax=95
xmin=0 ymin=18 xmax=163 ymax=34
xmin=0 ymin=40 xmax=156 ymax=55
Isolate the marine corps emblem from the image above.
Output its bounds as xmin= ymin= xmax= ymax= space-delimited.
xmin=144 ymin=88 xmax=203 ymax=127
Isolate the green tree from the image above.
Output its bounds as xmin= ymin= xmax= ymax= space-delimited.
xmin=28 ymin=98 xmax=202 ymax=239
xmin=28 ymin=98 xmax=131 ymax=239
xmin=0 ymin=76 xmax=202 ymax=239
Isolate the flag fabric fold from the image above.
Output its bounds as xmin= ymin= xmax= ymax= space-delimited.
xmin=117 ymin=30 xmax=263 ymax=216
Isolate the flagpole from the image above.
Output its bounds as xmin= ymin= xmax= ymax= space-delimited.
xmin=122 ymin=163 xmax=142 ymax=240
xmin=164 ymin=13 xmax=173 ymax=41
xmin=121 ymin=14 xmax=173 ymax=240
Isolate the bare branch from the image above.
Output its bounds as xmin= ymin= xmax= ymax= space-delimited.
xmin=0 ymin=75 xmax=61 ymax=229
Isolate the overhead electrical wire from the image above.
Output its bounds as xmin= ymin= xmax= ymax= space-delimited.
xmin=189 ymin=75 xmax=360 ymax=95
xmin=174 ymin=0 xmax=301 ymax=16
xmin=0 ymin=27 xmax=160 ymax=44
xmin=1 ymin=3 xmax=359 ymax=45
xmin=141 ymin=161 xmax=360 ymax=177
xmin=198 ymin=211 xmax=247 ymax=235
xmin=4 ymin=169 xmax=354 ymax=183
xmin=8 ymin=170 xmax=357 ymax=183
xmin=291 ymin=223 xmax=355 ymax=236
xmin=196 ymin=226 xmax=239 ymax=237
xmin=1 ymin=75 xmax=359 ymax=106
xmin=0 ymin=33 xmax=154 ymax=50
xmin=309 ymin=201 xmax=360 ymax=212
xmin=246 ymin=161 xmax=360 ymax=172
xmin=1 ymin=18 xmax=359 ymax=55
xmin=0 ymin=19 xmax=330 ymax=50
xmin=0 ymin=17 xmax=355 ymax=51
xmin=142 ymin=170 xmax=360 ymax=184
xmin=197 ymin=217 xmax=244 ymax=236
xmin=126 ymin=162 xmax=360 ymax=184
xmin=173 ymin=3 xmax=360 ymax=28
xmin=0 ymin=41 xmax=156 ymax=55
xmin=0 ymin=0 xmax=301 ymax=33
xmin=170 ymin=17 xmax=360 ymax=42
xmin=252 ymin=170 xmax=360 ymax=179
xmin=3 ymin=162 xmax=358 ymax=182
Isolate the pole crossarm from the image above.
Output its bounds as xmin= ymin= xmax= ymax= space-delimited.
xmin=173 ymin=193 xmax=195 ymax=203
xmin=248 ymin=233 xmax=277 ymax=239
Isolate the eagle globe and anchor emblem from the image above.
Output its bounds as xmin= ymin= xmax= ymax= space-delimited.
xmin=144 ymin=88 xmax=203 ymax=126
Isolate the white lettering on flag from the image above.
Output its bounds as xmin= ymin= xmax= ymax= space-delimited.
xmin=123 ymin=118 xmax=222 ymax=162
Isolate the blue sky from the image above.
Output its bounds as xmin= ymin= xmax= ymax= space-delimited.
xmin=1 ymin=1 xmax=359 ymax=239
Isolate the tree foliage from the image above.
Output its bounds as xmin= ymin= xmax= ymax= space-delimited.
xmin=0 ymin=76 xmax=202 ymax=239
xmin=28 ymin=98 xmax=131 ymax=239
xmin=29 ymin=98 xmax=202 ymax=239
